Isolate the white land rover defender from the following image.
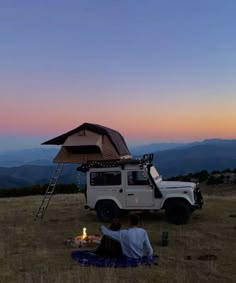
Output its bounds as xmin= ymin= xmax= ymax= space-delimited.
xmin=78 ymin=154 xmax=203 ymax=224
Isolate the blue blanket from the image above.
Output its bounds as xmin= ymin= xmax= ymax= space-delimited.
xmin=71 ymin=250 xmax=158 ymax=267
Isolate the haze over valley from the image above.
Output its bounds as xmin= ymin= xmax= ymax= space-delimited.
xmin=0 ymin=139 xmax=236 ymax=188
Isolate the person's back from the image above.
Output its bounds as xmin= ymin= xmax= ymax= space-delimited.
xmin=101 ymin=214 xmax=153 ymax=259
xmin=95 ymin=235 xmax=122 ymax=258
xmin=96 ymin=219 xmax=122 ymax=258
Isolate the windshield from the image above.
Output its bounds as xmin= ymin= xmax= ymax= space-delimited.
xmin=149 ymin=165 xmax=160 ymax=181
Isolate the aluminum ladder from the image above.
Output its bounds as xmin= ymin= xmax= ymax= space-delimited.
xmin=35 ymin=163 xmax=64 ymax=220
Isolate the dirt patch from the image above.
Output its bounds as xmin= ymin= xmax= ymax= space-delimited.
xmin=192 ymin=215 xmax=201 ymax=220
xmin=49 ymin=218 xmax=60 ymax=223
xmin=229 ymin=214 xmax=236 ymax=218
xmin=197 ymin=254 xmax=217 ymax=261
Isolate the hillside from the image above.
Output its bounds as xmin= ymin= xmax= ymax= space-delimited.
xmin=1 ymin=139 xmax=235 ymax=168
xmin=0 ymin=148 xmax=57 ymax=167
xmin=0 ymin=191 xmax=235 ymax=283
xmin=0 ymin=139 xmax=236 ymax=188
xmin=0 ymin=175 xmax=32 ymax=188
xmin=0 ymin=164 xmax=82 ymax=188
xmin=155 ymin=139 xmax=236 ymax=177
xmin=130 ymin=142 xmax=187 ymax=156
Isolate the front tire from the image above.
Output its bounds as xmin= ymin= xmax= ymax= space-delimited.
xmin=96 ymin=200 xmax=120 ymax=222
xmin=166 ymin=200 xmax=191 ymax=224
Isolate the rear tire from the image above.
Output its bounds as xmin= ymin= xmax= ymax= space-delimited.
xmin=96 ymin=200 xmax=120 ymax=222
xmin=166 ymin=200 xmax=191 ymax=225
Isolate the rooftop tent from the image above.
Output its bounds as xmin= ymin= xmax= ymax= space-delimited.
xmin=42 ymin=123 xmax=132 ymax=163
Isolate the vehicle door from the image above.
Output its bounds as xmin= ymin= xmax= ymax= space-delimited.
xmin=125 ymin=170 xmax=154 ymax=207
xmin=88 ymin=169 xmax=126 ymax=207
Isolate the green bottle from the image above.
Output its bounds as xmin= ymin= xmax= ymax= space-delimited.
xmin=161 ymin=231 xmax=168 ymax=246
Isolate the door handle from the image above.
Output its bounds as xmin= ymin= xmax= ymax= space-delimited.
xmin=128 ymin=193 xmax=134 ymax=196
xmin=119 ymin=188 xmax=123 ymax=193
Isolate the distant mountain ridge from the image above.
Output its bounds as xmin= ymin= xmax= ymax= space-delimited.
xmin=1 ymin=139 xmax=235 ymax=167
xmin=0 ymin=148 xmax=58 ymax=167
xmin=154 ymin=139 xmax=236 ymax=177
xmin=129 ymin=142 xmax=187 ymax=156
xmin=0 ymin=164 xmax=81 ymax=188
xmin=0 ymin=139 xmax=236 ymax=188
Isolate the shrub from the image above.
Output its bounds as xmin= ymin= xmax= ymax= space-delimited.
xmin=0 ymin=184 xmax=79 ymax=198
xmin=222 ymin=168 xmax=233 ymax=173
xmin=194 ymin=170 xmax=209 ymax=182
xmin=206 ymin=176 xmax=224 ymax=185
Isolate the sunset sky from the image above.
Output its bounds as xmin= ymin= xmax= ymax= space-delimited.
xmin=1 ymin=0 xmax=236 ymax=150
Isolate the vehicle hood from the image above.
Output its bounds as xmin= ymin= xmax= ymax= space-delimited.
xmin=158 ymin=180 xmax=196 ymax=190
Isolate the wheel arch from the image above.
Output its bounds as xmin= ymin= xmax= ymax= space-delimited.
xmin=164 ymin=198 xmax=192 ymax=224
xmin=163 ymin=197 xmax=192 ymax=210
xmin=95 ymin=197 xmax=122 ymax=210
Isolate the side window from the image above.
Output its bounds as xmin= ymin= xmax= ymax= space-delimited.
xmin=127 ymin=171 xmax=150 ymax=186
xmin=90 ymin=171 xmax=121 ymax=186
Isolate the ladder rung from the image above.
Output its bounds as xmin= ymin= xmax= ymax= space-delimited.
xmin=43 ymin=195 xmax=51 ymax=199
xmin=37 ymin=208 xmax=43 ymax=212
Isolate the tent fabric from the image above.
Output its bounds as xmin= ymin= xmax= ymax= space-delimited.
xmin=42 ymin=123 xmax=131 ymax=157
xmin=52 ymin=145 xmax=104 ymax=164
xmin=71 ymin=250 xmax=159 ymax=267
xmin=63 ymin=133 xmax=102 ymax=147
xmin=53 ymin=133 xmax=122 ymax=163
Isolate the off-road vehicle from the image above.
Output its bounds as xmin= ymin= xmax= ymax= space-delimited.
xmin=78 ymin=154 xmax=203 ymax=224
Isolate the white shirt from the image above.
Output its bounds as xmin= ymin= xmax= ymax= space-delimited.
xmin=101 ymin=226 xmax=153 ymax=259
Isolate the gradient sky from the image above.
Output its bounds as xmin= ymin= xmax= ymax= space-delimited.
xmin=1 ymin=0 xmax=236 ymax=150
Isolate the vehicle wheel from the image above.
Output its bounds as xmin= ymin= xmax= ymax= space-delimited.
xmin=96 ymin=201 xmax=120 ymax=222
xmin=166 ymin=200 xmax=191 ymax=225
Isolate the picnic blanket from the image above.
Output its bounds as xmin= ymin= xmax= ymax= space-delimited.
xmin=71 ymin=250 xmax=158 ymax=267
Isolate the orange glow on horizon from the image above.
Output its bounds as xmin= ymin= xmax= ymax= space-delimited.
xmin=1 ymin=110 xmax=235 ymax=141
xmin=1 ymin=87 xmax=236 ymax=141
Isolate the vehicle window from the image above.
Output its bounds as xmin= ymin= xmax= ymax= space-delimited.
xmin=127 ymin=171 xmax=150 ymax=186
xmin=90 ymin=171 xmax=121 ymax=186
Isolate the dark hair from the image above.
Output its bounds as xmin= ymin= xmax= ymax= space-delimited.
xmin=110 ymin=218 xmax=121 ymax=231
xmin=129 ymin=214 xmax=139 ymax=226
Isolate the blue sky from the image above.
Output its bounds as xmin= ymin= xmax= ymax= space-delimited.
xmin=1 ymin=0 xmax=236 ymax=150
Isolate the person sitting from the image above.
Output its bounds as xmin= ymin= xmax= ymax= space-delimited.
xmin=95 ymin=218 xmax=122 ymax=258
xmin=101 ymin=214 xmax=153 ymax=260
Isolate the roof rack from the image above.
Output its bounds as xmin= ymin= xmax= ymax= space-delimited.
xmin=77 ymin=153 xmax=154 ymax=172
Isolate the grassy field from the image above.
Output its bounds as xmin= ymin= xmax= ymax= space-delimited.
xmin=0 ymin=188 xmax=236 ymax=283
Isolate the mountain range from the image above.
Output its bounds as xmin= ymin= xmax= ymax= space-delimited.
xmin=0 ymin=164 xmax=82 ymax=188
xmin=154 ymin=139 xmax=236 ymax=177
xmin=0 ymin=139 xmax=236 ymax=188
xmin=0 ymin=148 xmax=58 ymax=167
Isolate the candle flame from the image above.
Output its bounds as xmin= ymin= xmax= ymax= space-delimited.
xmin=82 ymin=227 xmax=87 ymax=240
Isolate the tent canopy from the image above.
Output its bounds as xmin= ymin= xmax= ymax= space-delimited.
xmin=42 ymin=123 xmax=131 ymax=163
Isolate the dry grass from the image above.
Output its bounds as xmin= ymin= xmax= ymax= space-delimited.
xmin=0 ymin=189 xmax=236 ymax=283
